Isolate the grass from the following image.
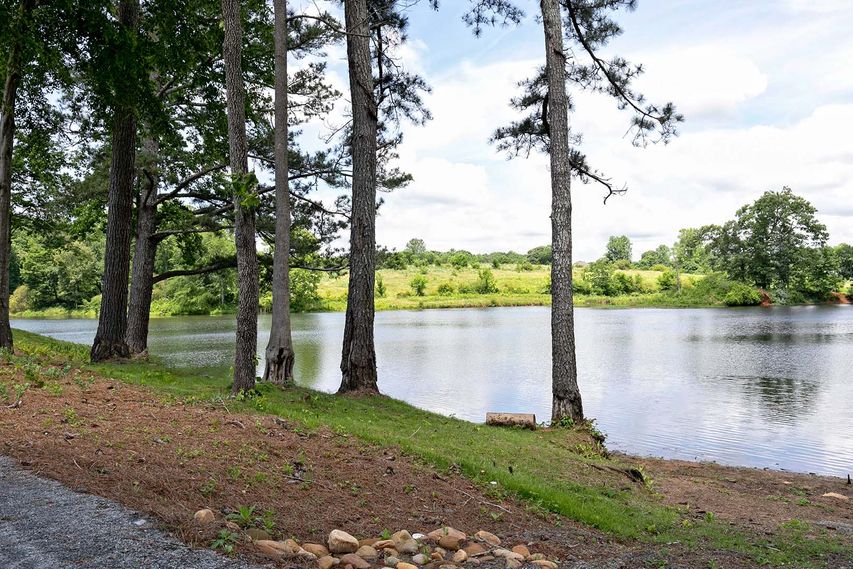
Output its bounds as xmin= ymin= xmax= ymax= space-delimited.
xmin=318 ymin=265 xmax=711 ymax=312
xmin=7 ymin=329 xmax=852 ymax=568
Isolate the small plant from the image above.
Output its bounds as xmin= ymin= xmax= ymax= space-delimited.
xmin=473 ymin=268 xmax=499 ymax=294
xmin=226 ymin=504 xmax=257 ymax=528
xmin=410 ymin=274 xmax=428 ymax=296
xmin=259 ymin=509 xmax=277 ymax=533
xmin=211 ymin=530 xmax=238 ymax=554
xmin=45 ymin=382 xmax=64 ymax=397
xmin=376 ymin=274 xmax=387 ymax=298
xmin=380 ymin=528 xmax=392 ymax=540
xmin=62 ymin=406 xmax=79 ymax=426
xmin=437 ymin=282 xmax=455 ymax=296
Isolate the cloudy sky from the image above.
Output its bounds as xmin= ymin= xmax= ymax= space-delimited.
xmin=301 ymin=0 xmax=853 ymax=261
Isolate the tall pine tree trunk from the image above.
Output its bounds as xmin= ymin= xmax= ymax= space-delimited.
xmin=91 ymin=0 xmax=140 ymax=362
xmin=263 ymin=0 xmax=295 ymax=385
xmin=222 ymin=0 xmax=259 ymax=394
xmin=339 ymin=0 xmax=379 ymax=393
xmin=541 ymin=0 xmax=583 ymax=423
xmin=126 ymin=139 xmax=159 ymax=356
xmin=0 ymin=0 xmax=34 ymax=350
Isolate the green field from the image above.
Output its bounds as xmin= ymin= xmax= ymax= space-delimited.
xmin=318 ymin=265 xmax=709 ymax=311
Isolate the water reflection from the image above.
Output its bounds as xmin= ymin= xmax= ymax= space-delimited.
xmin=11 ymin=305 xmax=853 ymax=476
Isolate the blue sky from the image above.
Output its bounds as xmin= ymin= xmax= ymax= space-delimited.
xmin=299 ymin=0 xmax=853 ymax=260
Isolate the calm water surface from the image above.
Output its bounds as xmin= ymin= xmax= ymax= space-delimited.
xmin=12 ymin=305 xmax=853 ymax=476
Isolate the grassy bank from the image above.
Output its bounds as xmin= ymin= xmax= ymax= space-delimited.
xmin=4 ymin=329 xmax=851 ymax=567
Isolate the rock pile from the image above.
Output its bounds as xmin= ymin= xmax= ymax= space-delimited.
xmin=194 ymin=511 xmax=559 ymax=569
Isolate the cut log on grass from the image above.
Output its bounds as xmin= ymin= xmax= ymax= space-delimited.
xmin=486 ymin=413 xmax=536 ymax=429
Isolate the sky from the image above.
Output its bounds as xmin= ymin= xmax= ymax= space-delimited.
xmin=298 ymin=0 xmax=853 ymax=261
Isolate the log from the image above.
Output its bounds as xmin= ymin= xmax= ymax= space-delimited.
xmin=485 ymin=412 xmax=536 ymax=429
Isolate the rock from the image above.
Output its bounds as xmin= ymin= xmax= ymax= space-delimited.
xmin=439 ymin=564 xmax=457 ymax=569
xmin=463 ymin=543 xmax=487 ymax=557
xmin=361 ymin=538 xmax=379 ymax=546
xmin=412 ymin=553 xmax=429 ymax=564
xmin=493 ymin=549 xmax=524 ymax=562
xmin=284 ymin=539 xmax=301 ymax=551
xmin=246 ymin=528 xmax=271 ymax=541
xmin=431 ymin=552 xmax=445 ymax=562
xmin=529 ymin=554 xmax=546 ymax=561
xmin=384 ymin=548 xmax=401 ymax=558
xmin=193 ymin=508 xmax=216 ymax=525
xmin=397 ymin=562 xmax=419 ymax=569
xmin=304 ymin=543 xmax=331 ymax=557
xmin=532 ymin=560 xmax=557 ymax=569
xmin=474 ymin=531 xmax=500 ymax=546
xmin=452 ymin=550 xmax=468 ymax=563
xmin=392 ymin=530 xmax=419 ymax=554
xmin=822 ymin=492 xmax=849 ymax=501
xmin=434 ymin=548 xmax=447 ymax=557
xmin=329 ymin=530 xmax=360 ymax=554
xmin=224 ymin=521 xmax=241 ymax=532
xmin=386 ymin=556 xmax=401 ymax=567
xmin=254 ymin=540 xmax=289 ymax=557
xmin=375 ymin=540 xmax=395 ymax=549
xmin=340 ymin=554 xmax=372 ymax=569
xmin=297 ymin=549 xmax=318 ymax=560
xmin=428 ymin=527 xmax=467 ymax=542
xmin=468 ymin=559 xmax=481 ymax=566
xmin=438 ymin=536 xmax=464 ymax=551
xmin=357 ymin=545 xmax=379 ymax=560
xmin=511 ymin=545 xmax=530 ymax=558
xmin=412 ymin=533 xmax=426 ymax=540
xmin=319 ymin=556 xmax=340 ymax=569
xmin=505 ymin=559 xmax=522 ymax=569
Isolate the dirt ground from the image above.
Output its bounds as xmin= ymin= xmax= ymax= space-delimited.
xmin=1 ymin=363 xmax=850 ymax=568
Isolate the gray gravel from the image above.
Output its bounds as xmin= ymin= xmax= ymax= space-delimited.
xmin=0 ymin=456 xmax=263 ymax=569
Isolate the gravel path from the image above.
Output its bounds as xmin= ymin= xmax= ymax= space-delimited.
xmin=0 ymin=456 xmax=262 ymax=569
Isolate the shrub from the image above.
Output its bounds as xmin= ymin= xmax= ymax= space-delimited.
xmin=375 ymin=274 xmax=386 ymax=298
xmin=657 ymin=269 xmax=678 ymax=291
xmin=651 ymin=263 xmax=668 ymax=272
xmin=437 ymin=282 xmax=455 ymax=296
xmin=542 ymin=275 xmax=552 ymax=294
xmin=614 ymin=259 xmax=632 ymax=270
xmin=409 ymin=274 xmax=428 ymax=296
xmin=491 ymin=258 xmax=500 ymax=269
xmin=9 ymin=285 xmax=30 ymax=314
xmin=848 ymin=282 xmax=853 ymax=298
xmin=573 ymin=278 xmax=591 ymax=295
xmin=516 ymin=260 xmax=534 ymax=272
xmin=723 ymin=283 xmax=763 ymax=306
xmin=473 ymin=268 xmax=499 ymax=294
xmin=586 ymin=259 xmax=615 ymax=295
xmin=290 ymin=268 xmax=322 ymax=312
xmin=450 ymin=252 xmax=473 ymax=269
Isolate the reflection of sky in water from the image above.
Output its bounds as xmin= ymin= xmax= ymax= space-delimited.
xmin=12 ymin=305 xmax=853 ymax=476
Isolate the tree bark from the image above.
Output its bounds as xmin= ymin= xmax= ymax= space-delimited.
xmin=0 ymin=0 xmax=35 ymax=350
xmin=338 ymin=0 xmax=379 ymax=393
xmin=91 ymin=0 xmax=140 ymax=362
xmin=222 ymin=0 xmax=259 ymax=394
xmin=263 ymin=0 xmax=295 ymax=386
xmin=125 ymin=139 xmax=160 ymax=356
xmin=541 ymin=0 xmax=583 ymax=423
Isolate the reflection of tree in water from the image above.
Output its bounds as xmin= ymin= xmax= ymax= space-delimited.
xmin=293 ymin=339 xmax=323 ymax=388
xmin=738 ymin=375 xmax=820 ymax=425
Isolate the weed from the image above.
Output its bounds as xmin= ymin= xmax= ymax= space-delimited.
xmin=226 ymin=504 xmax=257 ymax=528
xmin=199 ymin=479 xmax=217 ymax=497
xmin=211 ymin=530 xmax=238 ymax=554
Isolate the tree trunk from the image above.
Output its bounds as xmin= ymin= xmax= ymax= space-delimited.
xmin=91 ymin=0 xmax=140 ymax=363
xmin=338 ymin=0 xmax=379 ymax=393
xmin=0 ymin=0 xmax=35 ymax=350
xmin=222 ymin=0 xmax=259 ymax=394
xmin=542 ymin=0 xmax=583 ymax=423
xmin=263 ymin=0 xmax=295 ymax=386
xmin=126 ymin=138 xmax=159 ymax=356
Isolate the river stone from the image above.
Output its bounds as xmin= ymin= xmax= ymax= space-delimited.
xmin=329 ymin=530 xmax=360 ymax=554
xmin=192 ymin=508 xmax=215 ymax=525
xmin=474 ymin=531 xmax=500 ymax=546
xmin=397 ymin=562 xmax=419 ymax=569
xmin=428 ymin=527 xmax=466 ymax=542
xmin=505 ymin=558 xmax=522 ymax=569
xmin=304 ymin=543 xmax=331 ymax=557
xmin=392 ymin=530 xmax=419 ymax=554
xmin=386 ymin=556 xmax=401 ymax=567
xmin=511 ymin=545 xmax=530 ymax=558
xmin=375 ymin=539 xmax=395 ymax=549
xmin=254 ymin=540 xmax=289 ymax=557
xmin=438 ymin=535 xmax=464 ymax=551
xmin=224 ymin=520 xmax=241 ymax=532
xmin=532 ymin=560 xmax=557 ymax=569
xmin=319 ymin=556 xmax=340 ymax=569
xmin=340 ymin=553 xmax=372 ymax=569
xmin=463 ymin=543 xmax=487 ymax=556
xmin=246 ymin=528 xmax=271 ymax=541
xmin=822 ymin=492 xmax=849 ymax=501
xmin=431 ymin=551 xmax=445 ymax=562
xmin=357 ymin=545 xmax=379 ymax=560
xmin=412 ymin=553 xmax=428 ymax=564
xmin=452 ymin=550 xmax=468 ymax=563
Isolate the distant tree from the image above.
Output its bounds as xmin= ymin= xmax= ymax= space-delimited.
xmin=673 ymin=228 xmax=709 ymax=273
xmin=605 ymin=235 xmax=632 ymax=263
xmin=404 ymin=238 xmax=427 ymax=256
xmin=409 ymin=274 xmax=427 ymax=296
xmin=526 ymin=245 xmax=552 ymax=265
xmin=835 ymin=243 xmax=853 ymax=280
xmin=637 ymin=245 xmax=671 ymax=269
xmin=705 ymin=188 xmax=829 ymax=290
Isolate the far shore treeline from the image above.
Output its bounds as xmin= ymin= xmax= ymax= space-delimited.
xmin=10 ymin=187 xmax=853 ymax=317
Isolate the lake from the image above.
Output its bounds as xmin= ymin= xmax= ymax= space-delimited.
xmin=12 ymin=305 xmax=853 ymax=477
